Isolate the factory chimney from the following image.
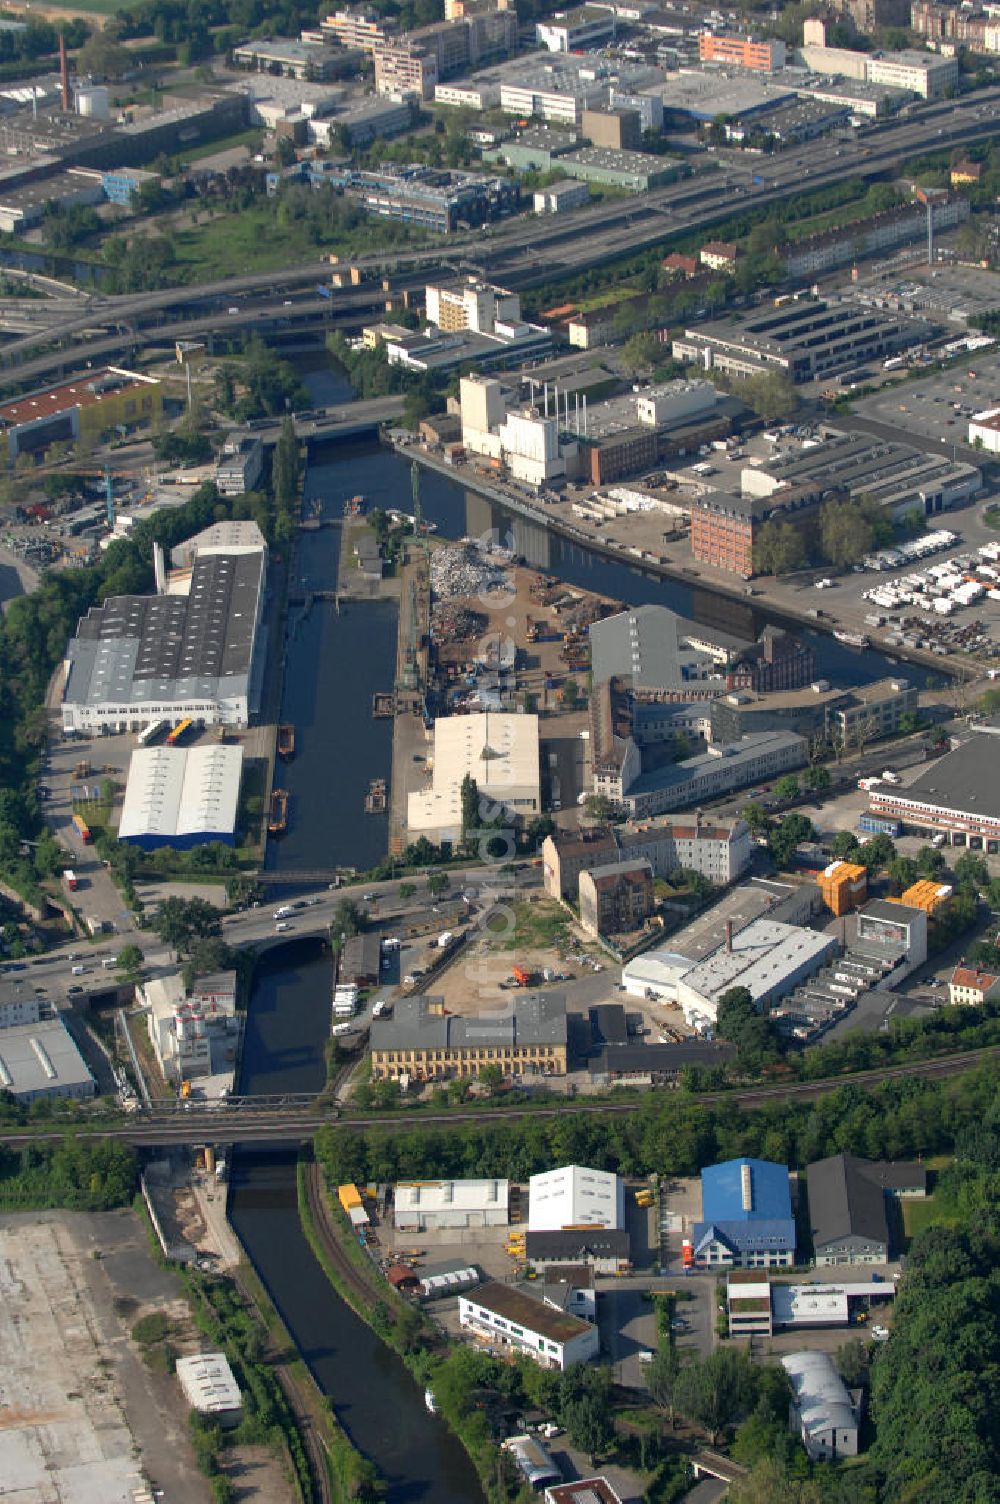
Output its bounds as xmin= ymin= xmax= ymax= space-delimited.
xmin=59 ymin=33 xmax=70 ymax=113
xmin=725 ymin=920 xmax=733 ymax=953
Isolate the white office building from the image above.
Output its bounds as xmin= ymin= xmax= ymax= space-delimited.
xmin=528 ymin=1164 xmax=624 ymax=1231
xmin=459 ymin=1281 xmax=600 ymax=1370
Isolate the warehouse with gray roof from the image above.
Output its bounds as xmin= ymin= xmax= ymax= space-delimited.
xmin=61 ymin=522 xmax=267 ymax=736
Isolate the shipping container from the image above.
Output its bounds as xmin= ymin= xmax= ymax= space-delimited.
xmin=71 ymin=813 xmax=92 ymax=844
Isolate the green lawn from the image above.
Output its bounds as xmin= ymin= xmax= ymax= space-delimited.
xmin=902 ymin=1195 xmax=948 ymax=1240
xmin=483 ymin=898 xmax=569 ymax=952
xmin=61 ymin=0 xmax=130 ymax=13
xmin=168 ymin=200 xmax=426 ymax=280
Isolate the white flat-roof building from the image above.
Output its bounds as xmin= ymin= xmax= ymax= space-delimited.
xmin=394 ymin=1178 xmax=510 ymax=1230
xmin=782 ymin=1351 xmax=861 ymax=1461
xmin=460 ymin=1281 xmax=600 ymax=1370
xmin=969 ymin=407 xmax=1000 ymax=454
xmin=528 ymin=1164 xmax=624 ymax=1231
xmin=118 ymin=744 xmax=244 ymax=850
xmin=175 ymin=1353 xmax=243 ymax=1427
xmin=0 ymin=1017 xmax=95 ymax=1102
xmin=407 ymin=711 xmax=540 ymax=844
xmin=142 ymin=971 xmax=239 ymax=1086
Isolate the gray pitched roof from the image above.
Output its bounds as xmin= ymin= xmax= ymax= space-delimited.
xmin=807 ymin=1153 xmax=925 ymax=1252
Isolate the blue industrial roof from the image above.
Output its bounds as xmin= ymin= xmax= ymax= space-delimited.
xmin=701 ymin=1157 xmax=792 ymax=1223
xmin=692 ymin=1219 xmax=796 ymax=1257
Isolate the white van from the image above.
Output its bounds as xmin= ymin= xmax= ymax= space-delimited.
xmin=275 ymin=921 xmax=291 ymax=933
xmin=71 ymin=964 xmax=86 ymax=976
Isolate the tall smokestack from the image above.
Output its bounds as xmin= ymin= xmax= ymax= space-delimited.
xmin=59 ymin=33 xmax=70 ymax=113
xmin=725 ymin=920 xmax=733 ymax=953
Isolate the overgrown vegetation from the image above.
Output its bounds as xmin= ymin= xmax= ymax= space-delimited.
xmin=0 ymin=1136 xmax=137 ymax=1210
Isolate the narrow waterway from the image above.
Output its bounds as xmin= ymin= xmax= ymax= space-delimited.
xmin=229 ymin=941 xmax=485 ymax=1503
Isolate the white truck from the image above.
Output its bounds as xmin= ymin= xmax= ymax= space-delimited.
xmin=881 ymin=770 xmax=902 ymax=786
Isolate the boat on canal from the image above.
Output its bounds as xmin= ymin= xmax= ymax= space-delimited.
xmin=268 ymin=788 xmax=288 ymax=835
xmin=277 ymin=724 xmax=296 ymax=760
xmin=425 ymin=1389 xmax=438 ymax=1415
xmin=344 ymin=494 xmax=366 ymax=517
xmin=364 ymin=778 xmax=386 ymax=814
xmin=833 ymin=629 xmax=870 ymax=649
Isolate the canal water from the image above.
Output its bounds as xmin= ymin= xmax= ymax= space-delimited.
xmin=229 ymin=941 xmax=485 ymax=1503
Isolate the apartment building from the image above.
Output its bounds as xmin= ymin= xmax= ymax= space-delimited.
xmin=543 ymin=818 xmax=752 ymax=900
xmin=374 ymin=40 xmax=439 ymax=98
xmin=780 ymin=195 xmax=969 ymax=278
xmin=425 ymin=279 xmax=520 ymax=333
xmin=322 ymin=6 xmax=396 ymax=52
xmin=579 ymin=859 xmax=655 ymax=938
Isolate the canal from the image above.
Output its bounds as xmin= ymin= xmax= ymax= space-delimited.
xmin=229 ymin=940 xmax=485 ymax=1503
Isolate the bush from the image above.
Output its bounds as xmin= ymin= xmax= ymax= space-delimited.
xmin=131 ymin=1311 xmax=171 ymax=1345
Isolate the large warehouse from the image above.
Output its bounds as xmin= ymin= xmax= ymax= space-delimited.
xmin=0 ymin=1017 xmax=95 ymax=1103
xmin=528 ymin=1165 xmax=623 ymax=1231
xmin=407 ymin=711 xmax=540 ymax=844
xmin=118 ymin=744 xmax=244 ymax=849
xmin=61 ymin=522 xmax=267 ymax=736
xmin=394 ymin=1178 xmax=510 ymax=1231
xmin=868 ymin=723 xmax=1000 ymax=850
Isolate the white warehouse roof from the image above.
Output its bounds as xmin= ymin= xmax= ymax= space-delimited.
xmin=175 ymin=1352 xmax=242 ymax=1417
xmin=119 ymin=744 xmax=243 ymax=845
xmin=395 ymin=1178 xmax=510 ymax=1215
xmin=528 ymin=1164 xmax=623 ymax=1232
xmin=782 ymin=1350 xmax=857 ymax=1446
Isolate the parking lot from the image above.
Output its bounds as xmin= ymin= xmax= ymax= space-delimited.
xmin=852 ymin=345 xmax=1000 ymax=450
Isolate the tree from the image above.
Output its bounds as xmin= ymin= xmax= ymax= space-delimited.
xmin=621 ymin=332 xmax=659 ymax=375
xmin=675 ymin=1348 xmax=756 ymax=1445
xmin=115 ymin=943 xmax=144 ymax=978
xmin=331 ymin=898 xmax=366 ymax=940
xmin=560 ymin=1370 xmax=615 ymax=1463
xmin=427 ymin=872 xmax=450 ymax=897
xmin=803 ymin=765 xmax=831 ymax=792
xmin=740 ymin=802 xmax=768 ymax=838
xmin=887 ymin=855 xmax=918 ymax=893
xmin=954 ymin=851 xmax=989 ymax=893
xmin=753 ymin=520 xmax=806 ymax=576
xmin=773 ymin=774 xmax=800 ymax=803
xmin=820 ymin=497 xmax=875 ymax=568
xmin=560 ymin=679 xmax=581 ymax=710
xmin=151 ymin=896 xmax=221 ymax=952
xmin=767 ymin=812 xmax=814 ymax=868
xmin=583 ymin=794 xmax=615 ymax=822
xmin=648 ymin=1344 xmax=683 ymax=1428
xmin=399 ymin=882 xmax=416 ymax=899
xmin=858 ymin=831 xmax=896 ymax=873
xmin=272 ymin=416 xmax=300 ymax=514
xmin=742 ymin=371 xmax=797 ymax=424
xmin=916 ymin=845 xmax=947 ymax=879
xmin=460 ymin=774 xmax=480 ymax=836
xmin=78 ymin=29 xmax=131 ymax=79
xmin=716 ymin=986 xmax=776 ymax=1065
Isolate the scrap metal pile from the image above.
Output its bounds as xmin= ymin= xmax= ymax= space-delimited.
xmin=430 ymin=543 xmax=514 ymax=602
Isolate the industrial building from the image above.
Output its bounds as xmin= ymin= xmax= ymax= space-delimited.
xmin=780 ymin=195 xmax=968 ymax=279
xmin=969 ymin=407 xmax=1000 ymax=453
xmin=536 ymin=7 xmax=616 ymax=52
xmin=693 ymin=1157 xmax=796 ymax=1268
xmin=596 ymin=724 xmax=807 ymax=818
xmin=233 ymin=36 xmax=343 ymax=79
xmin=581 ymin=105 xmax=642 ymax=150
xmin=339 ymin=932 xmax=382 ymax=986
xmin=557 ymin=145 xmax=677 ymax=193
xmin=543 ymin=816 xmax=752 ymax=901
xmin=369 ymin=993 xmax=567 ymax=1080
xmin=744 ymin=429 xmax=981 ymax=524
xmin=484 ymin=126 xmax=579 ymax=173
xmin=61 ymin=522 xmax=267 ymax=736
xmin=698 ymin=31 xmax=787 ymax=70
xmin=807 ymin=1153 xmax=927 ymax=1266
xmin=407 ymin=711 xmax=540 ymax=843
xmin=142 ymin=971 xmax=239 ymax=1087
xmin=118 ymin=744 xmax=244 ymax=850
xmin=673 ymin=298 xmax=932 ymax=385
xmin=215 ymin=433 xmax=263 ymax=496
xmin=175 ymin=1353 xmax=243 ymax=1427
xmin=524 ymin=1225 xmax=631 ymax=1273
xmin=394 ymin=1179 xmax=510 ymax=1231
xmin=459 ymin=1282 xmax=599 ymax=1370
xmin=0 ymin=1016 xmax=95 ymax=1103
xmin=0 ymin=982 xmax=52 ymax=1031
xmin=579 ymin=859 xmax=654 ymax=938
xmin=590 ymin=603 xmax=728 ymax=696
xmin=782 ymin=1352 xmax=861 ymax=1461
xmin=855 ymin=897 xmax=928 ymax=977
xmin=728 ymin=1270 xmax=896 ymax=1337
xmin=0 ymin=167 xmax=105 ymax=235
xmin=869 ymin=724 xmax=1000 ymax=849
xmin=528 ymin=1164 xmax=624 ymax=1231
xmin=534 ymin=178 xmax=591 ymax=213
xmin=866 ymin=49 xmax=958 ymax=97
xmin=0 ymin=367 xmax=161 ymax=462
xmin=271 ymin=160 xmax=519 ymax=232
xmin=622 ymin=877 xmax=829 ymax=1023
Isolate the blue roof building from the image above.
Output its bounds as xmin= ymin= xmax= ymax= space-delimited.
xmin=693 ymin=1157 xmax=796 ymax=1269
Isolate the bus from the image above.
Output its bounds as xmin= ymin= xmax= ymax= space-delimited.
xmin=166 ymin=718 xmax=194 ymax=746
xmin=137 ymin=719 xmax=167 ymax=748
xmin=71 ymin=813 xmax=92 ymax=844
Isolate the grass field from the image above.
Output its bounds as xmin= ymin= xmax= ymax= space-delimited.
xmin=483 ymin=898 xmax=570 ymax=952
xmin=168 ymin=200 xmax=421 ymax=280
xmin=39 ymin=0 xmax=126 ymax=14
xmin=902 ymin=1195 xmax=948 ymax=1241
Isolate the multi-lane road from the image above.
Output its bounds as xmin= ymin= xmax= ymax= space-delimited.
xmin=1 ymin=89 xmax=997 ymax=388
